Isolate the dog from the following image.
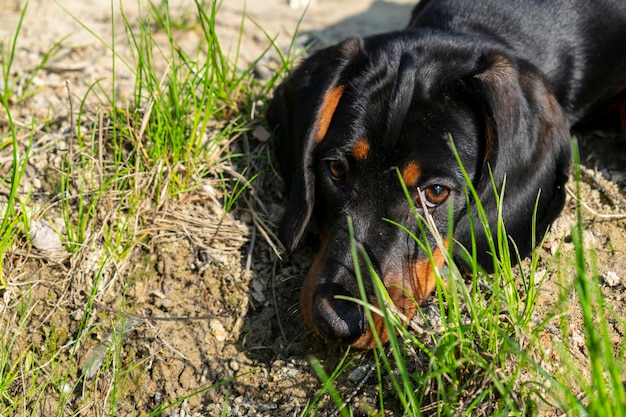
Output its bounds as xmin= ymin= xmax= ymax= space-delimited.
xmin=266 ymin=0 xmax=626 ymax=349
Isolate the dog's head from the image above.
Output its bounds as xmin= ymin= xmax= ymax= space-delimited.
xmin=267 ymin=32 xmax=571 ymax=348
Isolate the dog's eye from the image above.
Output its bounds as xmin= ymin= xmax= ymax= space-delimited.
xmin=327 ymin=160 xmax=347 ymax=184
xmin=419 ymin=185 xmax=450 ymax=209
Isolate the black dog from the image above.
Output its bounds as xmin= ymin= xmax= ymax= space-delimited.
xmin=267 ymin=0 xmax=626 ymax=348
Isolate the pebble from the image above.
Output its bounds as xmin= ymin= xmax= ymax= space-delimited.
xmin=348 ymin=364 xmax=372 ymax=382
xmin=582 ymin=230 xmax=596 ymax=249
xmin=283 ymin=367 xmax=300 ymax=378
xmin=252 ymin=125 xmax=271 ymax=142
xmin=60 ymin=382 xmax=73 ymax=395
xmin=603 ymin=270 xmax=621 ymax=287
xmin=239 ymin=211 xmax=252 ymax=224
xmin=209 ymin=319 xmax=227 ymax=342
xmin=29 ymin=219 xmax=69 ymax=261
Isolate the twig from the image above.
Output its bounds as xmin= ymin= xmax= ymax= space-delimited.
xmin=577 ymin=164 xmax=626 ymax=209
xmin=246 ymin=203 xmax=284 ymax=259
xmin=44 ymin=52 xmax=103 ymax=73
xmin=565 ymin=186 xmax=626 ymax=220
xmin=245 ymin=224 xmax=256 ymax=277
xmin=329 ymin=362 xmax=376 ymax=417
xmin=271 ymin=259 xmax=288 ymax=344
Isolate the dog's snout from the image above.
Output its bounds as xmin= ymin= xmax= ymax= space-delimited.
xmin=311 ymin=288 xmax=367 ymax=345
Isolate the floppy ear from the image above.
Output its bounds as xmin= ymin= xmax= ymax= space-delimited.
xmin=266 ymin=38 xmax=363 ymax=253
xmin=456 ymin=54 xmax=572 ymax=267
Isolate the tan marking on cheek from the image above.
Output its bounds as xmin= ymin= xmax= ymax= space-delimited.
xmin=352 ymin=138 xmax=370 ymax=161
xmin=315 ymin=86 xmax=344 ymax=143
xmin=402 ymin=161 xmax=421 ymax=187
xmin=383 ymin=240 xmax=449 ymax=324
xmin=410 ymin=242 xmax=447 ymax=303
xmin=299 ymin=235 xmax=329 ymax=334
xmin=350 ymin=240 xmax=449 ymax=349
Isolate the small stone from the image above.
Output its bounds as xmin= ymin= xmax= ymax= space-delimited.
xmin=30 ymin=220 xmax=63 ymax=252
xmin=251 ymin=278 xmax=267 ymax=303
xmin=30 ymin=220 xmax=69 ymax=261
xmin=283 ymin=367 xmax=300 ymax=378
xmin=209 ymin=319 xmax=227 ymax=342
xmin=582 ymin=230 xmax=596 ymax=249
xmin=239 ymin=211 xmax=252 ymax=224
xmin=60 ymin=382 xmax=73 ymax=395
xmin=603 ymin=270 xmax=621 ymax=287
xmin=252 ymin=125 xmax=271 ymax=142
xmin=348 ymin=364 xmax=372 ymax=382
xmin=251 ymin=279 xmax=265 ymax=293
xmin=253 ymin=63 xmax=272 ymax=81
xmin=251 ymin=290 xmax=266 ymax=304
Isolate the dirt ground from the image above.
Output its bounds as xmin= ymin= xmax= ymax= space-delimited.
xmin=1 ymin=0 xmax=625 ymax=416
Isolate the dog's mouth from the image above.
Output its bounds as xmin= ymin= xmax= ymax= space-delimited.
xmin=300 ymin=239 xmax=448 ymax=349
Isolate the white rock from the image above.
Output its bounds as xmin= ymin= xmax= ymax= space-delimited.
xmin=209 ymin=319 xmax=227 ymax=342
xmin=30 ymin=220 xmax=69 ymax=260
xmin=603 ymin=270 xmax=621 ymax=287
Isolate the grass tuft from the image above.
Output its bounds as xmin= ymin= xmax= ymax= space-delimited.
xmin=0 ymin=0 xmax=295 ymax=414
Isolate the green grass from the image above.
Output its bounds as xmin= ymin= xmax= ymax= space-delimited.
xmin=544 ymin=145 xmax=626 ymax=416
xmin=0 ymin=0 xmax=624 ymax=416
xmin=0 ymin=104 xmax=32 ymax=290
xmin=0 ymin=0 xmax=296 ymax=415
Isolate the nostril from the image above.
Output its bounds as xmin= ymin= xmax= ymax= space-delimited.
xmin=311 ymin=295 xmax=367 ymax=345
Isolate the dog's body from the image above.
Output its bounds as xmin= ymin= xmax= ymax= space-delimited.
xmin=267 ymin=0 xmax=626 ymax=348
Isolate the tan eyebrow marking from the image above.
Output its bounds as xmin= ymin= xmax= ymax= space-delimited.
xmin=402 ymin=161 xmax=421 ymax=187
xmin=352 ymin=138 xmax=370 ymax=161
xmin=315 ymin=85 xmax=344 ymax=143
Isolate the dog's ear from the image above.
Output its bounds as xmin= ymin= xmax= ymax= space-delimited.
xmin=266 ymin=38 xmax=363 ymax=253
xmin=456 ymin=54 xmax=572 ymax=267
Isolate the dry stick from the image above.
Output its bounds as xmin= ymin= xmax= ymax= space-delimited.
xmin=419 ymin=401 xmax=443 ymax=414
xmin=44 ymin=52 xmax=103 ymax=73
xmin=65 ymin=80 xmax=74 ymax=141
xmin=271 ymin=259 xmax=288 ymax=344
xmin=577 ymin=164 xmax=626 ymax=209
xmin=65 ymin=80 xmax=75 ymax=173
xmin=565 ymin=186 xmax=626 ymax=220
xmin=97 ymin=110 xmax=104 ymax=189
xmin=245 ymin=223 xmax=256 ymax=277
xmin=143 ymin=320 xmax=190 ymax=361
xmin=329 ymin=362 xmax=377 ymax=417
xmin=245 ymin=200 xmax=284 ymax=258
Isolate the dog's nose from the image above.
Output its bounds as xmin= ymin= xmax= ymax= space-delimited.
xmin=311 ymin=291 xmax=367 ymax=345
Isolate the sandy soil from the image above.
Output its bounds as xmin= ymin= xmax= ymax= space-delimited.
xmin=0 ymin=0 xmax=625 ymax=416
